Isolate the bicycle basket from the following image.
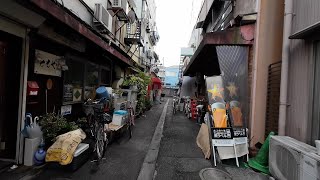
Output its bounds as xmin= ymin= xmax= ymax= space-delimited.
xmin=83 ymin=104 xmax=94 ymax=116
xmin=93 ymin=103 xmax=105 ymax=113
xmin=101 ymin=113 xmax=112 ymax=124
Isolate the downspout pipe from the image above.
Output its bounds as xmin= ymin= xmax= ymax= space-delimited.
xmin=278 ymin=0 xmax=293 ymax=136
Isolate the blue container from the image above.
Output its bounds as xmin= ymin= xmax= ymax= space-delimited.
xmin=96 ymin=86 xmax=109 ymax=99
xmin=114 ymin=110 xmax=128 ymax=115
xmin=34 ymin=143 xmax=46 ymax=165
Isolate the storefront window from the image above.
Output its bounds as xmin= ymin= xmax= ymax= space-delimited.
xmin=84 ymin=63 xmax=99 ymax=100
xmin=63 ymin=58 xmax=111 ymax=103
xmin=100 ymin=67 xmax=111 ymax=86
xmin=63 ymin=59 xmax=84 ymax=103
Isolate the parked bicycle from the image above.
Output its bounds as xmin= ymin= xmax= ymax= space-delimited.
xmin=196 ymin=99 xmax=206 ymax=125
xmin=126 ymin=100 xmax=135 ymax=138
xmin=172 ymin=96 xmax=179 ymax=114
xmin=83 ymin=97 xmax=112 ymax=162
xmin=184 ymin=96 xmax=191 ymax=118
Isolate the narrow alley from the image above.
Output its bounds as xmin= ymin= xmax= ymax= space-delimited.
xmin=2 ymin=0 xmax=320 ymax=180
xmin=155 ymin=100 xmax=211 ymax=179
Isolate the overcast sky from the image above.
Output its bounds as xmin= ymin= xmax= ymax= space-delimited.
xmin=154 ymin=0 xmax=202 ymax=67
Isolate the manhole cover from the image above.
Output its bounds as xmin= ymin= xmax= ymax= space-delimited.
xmin=199 ymin=168 xmax=232 ymax=180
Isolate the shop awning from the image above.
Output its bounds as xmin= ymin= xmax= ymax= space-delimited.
xmin=184 ymin=24 xmax=255 ymax=76
xmin=128 ymin=67 xmax=140 ymax=73
xmin=289 ymin=21 xmax=320 ymax=39
xmin=30 ymin=0 xmax=133 ymax=66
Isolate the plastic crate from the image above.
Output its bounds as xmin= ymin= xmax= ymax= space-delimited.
xmin=48 ymin=143 xmax=91 ymax=171
xmin=112 ymin=113 xmax=128 ymax=126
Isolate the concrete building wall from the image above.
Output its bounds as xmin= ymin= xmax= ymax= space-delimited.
xmin=250 ymin=0 xmax=284 ymax=145
xmin=56 ymin=0 xmax=95 ymax=26
xmin=291 ymin=0 xmax=320 ymax=34
xmin=139 ymin=0 xmax=158 ymax=68
xmin=286 ymin=40 xmax=313 ymax=143
xmin=134 ymin=0 xmax=143 ymax=18
xmin=188 ymin=28 xmax=202 ymax=50
xmin=146 ymin=0 xmax=156 ymax=21
xmin=234 ymin=0 xmax=257 ymax=17
xmin=284 ymin=0 xmax=320 ymax=143
xmin=198 ymin=0 xmax=215 ymax=22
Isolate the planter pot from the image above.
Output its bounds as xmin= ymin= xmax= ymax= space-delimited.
xmin=113 ymin=93 xmax=120 ymax=99
xmin=130 ymin=85 xmax=138 ymax=91
xmin=121 ymin=85 xmax=130 ymax=89
xmin=122 ymin=91 xmax=129 ymax=97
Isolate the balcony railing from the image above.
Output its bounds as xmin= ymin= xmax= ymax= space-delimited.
xmin=149 ymin=31 xmax=159 ymax=46
xmin=124 ymin=21 xmax=144 ymax=47
xmin=153 ymin=51 xmax=159 ymax=61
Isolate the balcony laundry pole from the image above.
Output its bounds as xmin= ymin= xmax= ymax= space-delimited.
xmin=278 ymin=0 xmax=293 ymax=136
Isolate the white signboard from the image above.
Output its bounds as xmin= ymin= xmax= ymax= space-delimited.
xmin=211 ymin=128 xmax=249 ymax=167
xmin=61 ymin=105 xmax=72 ymax=116
xmin=34 ymin=50 xmax=62 ymax=77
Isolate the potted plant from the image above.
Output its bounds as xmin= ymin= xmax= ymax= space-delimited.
xmin=121 ymin=78 xmax=130 ymax=89
xmin=38 ymin=113 xmax=79 ymax=149
xmin=122 ymin=71 xmax=151 ymax=114
xmin=113 ymin=89 xmax=123 ymax=98
xmin=122 ymin=75 xmax=143 ymax=90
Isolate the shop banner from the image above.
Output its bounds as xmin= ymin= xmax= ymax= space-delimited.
xmin=205 ymin=46 xmax=249 ymax=165
xmin=216 ymin=46 xmax=248 ymax=127
xmin=34 ymin=50 xmax=62 ymax=77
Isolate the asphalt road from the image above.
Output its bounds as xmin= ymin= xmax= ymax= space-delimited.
xmin=154 ymin=99 xmax=211 ymax=180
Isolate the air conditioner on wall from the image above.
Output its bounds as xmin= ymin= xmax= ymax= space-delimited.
xmin=269 ymin=136 xmax=320 ymax=180
xmin=111 ymin=0 xmax=123 ymax=8
xmin=146 ymin=50 xmax=153 ymax=59
xmin=93 ymin=4 xmax=113 ymax=32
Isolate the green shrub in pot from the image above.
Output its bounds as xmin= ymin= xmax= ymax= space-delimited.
xmin=38 ymin=113 xmax=79 ymax=148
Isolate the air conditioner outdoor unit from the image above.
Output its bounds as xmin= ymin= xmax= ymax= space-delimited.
xmin=94 ymin=4 xmax=113 ymax=32
xmin=269 ymin=136 xmax=320 ymax=180
xmin=112 ymin=0 xmax=125 ymax=8
xmin=146 ymin=50 xmax=153 ymax=59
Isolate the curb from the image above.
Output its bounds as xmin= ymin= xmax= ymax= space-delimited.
xmin=137 ymin=99 xmax=169 ymax=180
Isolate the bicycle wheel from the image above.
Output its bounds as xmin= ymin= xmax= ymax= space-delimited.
xmin=173 ymin=102 xmax=176 ymax=114
xmin=128 ymin=122 xmax=132 ymax=139
xmin=95 ymin=122 xmax=107 ymax=161
xmin=128 ymin=110 xmax=133 ymax=139
xmin=131 ymin=109 xmax=135 ymax=126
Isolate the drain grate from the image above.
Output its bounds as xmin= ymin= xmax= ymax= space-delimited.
xmin=199 ymin=168 xmax=232 ymax=180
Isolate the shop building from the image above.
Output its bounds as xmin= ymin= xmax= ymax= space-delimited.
xmin=183 ymin=0 xmax=285 ymax=146
xmin=135 ymin=0 xmax=160 ymax=71
xmin=0 ymin=0 xmax=46 ymax=164
xmin=0 ymin=0 xmax=160 ymax=165
xmin=281 ymin=0 xmax=320 ymax=145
